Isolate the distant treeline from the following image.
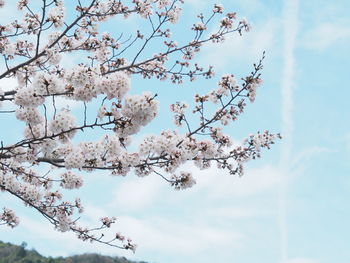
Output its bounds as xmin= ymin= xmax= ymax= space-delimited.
xmin=0 ymin=241 xmax=148 ymax=263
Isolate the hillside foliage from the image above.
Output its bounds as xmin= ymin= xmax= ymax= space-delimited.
xmin=0 ymin=241 xmax=147 ymax=263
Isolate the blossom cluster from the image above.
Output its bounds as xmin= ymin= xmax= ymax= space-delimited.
xmin=0 ymin=172 xmax=42 ymax=203
xmin=60 ymin=171 xmax=83 ymax=189
xmin=0 ymin=207 xmax=19 ymax=228
xmin=171 ymin=172 xmax=196 ymax=190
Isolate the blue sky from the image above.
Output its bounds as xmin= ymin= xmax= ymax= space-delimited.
xmin=1 ymin=0 xmax=350 ymax=263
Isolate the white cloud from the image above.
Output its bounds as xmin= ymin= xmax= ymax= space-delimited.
xmin=5 ymin=205 xmax=243 ymax=259
xmin=115 ymin=215 xmax=242 ymax=255
xmin=302 ymin=23 xmax=350 ymax=51
xmin=101 ymin=162 xmax=282 ymax=258
xmin=0 ymin=162 xmax=283 ymax=261
xmin=5 ymin=215 xmax=82 ymax=257
xmin=109 ymin=175 xmax=164 ymax=211
xmin=0 ymin=77 xmax=17 ymax=92
xmin=192 ymin=163 xmax=281 ymax=198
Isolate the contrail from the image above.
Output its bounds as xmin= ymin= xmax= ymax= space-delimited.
xmin=279 ymin=0 xmax=299 ymax=262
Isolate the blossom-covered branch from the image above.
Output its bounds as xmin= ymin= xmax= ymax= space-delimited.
xmin=0 ymin=0 xmax=280 ymax=251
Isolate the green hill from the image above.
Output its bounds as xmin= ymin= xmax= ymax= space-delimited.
xmin=0 ymin=241 xmax=148 ymax=263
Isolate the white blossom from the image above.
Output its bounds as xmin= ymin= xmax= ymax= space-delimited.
xmin=47 ymin=4 xmax=65 ymax=28
xmin=171 ymin=172 xmax=196 ymax=190
xmin=65 ymin=150 xmax=85 ymax=169
xmin=119 ymin=92 xmax=159 ymax=136
xmin=16 ymin=107 xmax=43 ymax=124
xmin=157 ymin=0 xmax=171 ymax=9
xmin=60 ymin=171 xmax=83 ymax=189
xmin=168 ymin=6 xmax=182 ymax=24
xmin=1 ymin=208 xmax=19 ymax=228
xmin=32 ymin=72 xmax=64 ymax=95
xmin=14 ymin=86 xmax=45 ymax=107
xmin=46 ymin=48 xmax=62 ymax=65
xmin=3 ymin=42 xmax=16 ymax=56
xmin=100 ymin=72 xmax=130 ymax=100
xmin=49 ymin=108 xmax=76 ymax=139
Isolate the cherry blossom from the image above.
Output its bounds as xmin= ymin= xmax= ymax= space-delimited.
xmin=0 ymin=0 xmax=280 ymax=252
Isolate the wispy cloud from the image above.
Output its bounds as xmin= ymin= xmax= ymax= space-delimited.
xmin=279 ymin=0 xmax=299 ymax=262
xmin=302 ymin=22 xmax=350 ymax=51
xmin=291 ymin=146 xmax=331 ymax=168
